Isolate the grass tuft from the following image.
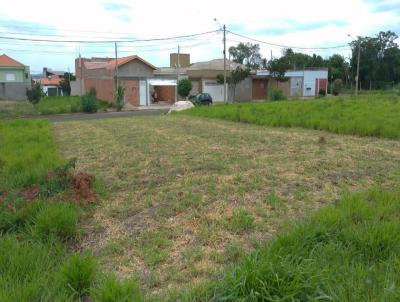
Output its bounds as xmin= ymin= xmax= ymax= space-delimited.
xmin=92 ymin=275 xmax=143 ymax=302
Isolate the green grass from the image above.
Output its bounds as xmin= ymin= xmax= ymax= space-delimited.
xmin=0 ymin=119 xmax=63 ymax=191
xmin=53 ymin=116 xmax=400 ymax=298
xmin=0 ymin=118 xmax=143 ymax=302
xmin=189 ymin=188 xmax=400 ymax=301
xmin=0 ymin=101 xmax=37 ymax=119
xmin=180 ymin=94 xmax=400 ymax=139
xmin=36 ymin=96 xmax=108 ymax=115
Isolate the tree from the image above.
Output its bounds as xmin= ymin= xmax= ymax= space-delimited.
xmin=267 ymin=57 xmax=290 ymax=86
xmin=229 ymin=43 xmax=263 ymax=69
xmin=349 ymin=31 xmax=400 ymax=89
xmin=26 ymin=81 xmax=43 ymax=104
xmin=177 ymin=79 xmax=192 ymax=99
xmin=59 ymin=72 xmax=76 ymax=96
xmin=332 ymin=79 xmax=343 ymax=95
xmin=216 ymin=67 xmax=250 ymax=101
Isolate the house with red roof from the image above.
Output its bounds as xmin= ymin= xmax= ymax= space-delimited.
xmin=0 ymin=54 xmax=31 ymax=100
xmin=38 ymin=68 xmax=66 ymax=96
xmin=72 ymin=55 xmax=159 ymax=106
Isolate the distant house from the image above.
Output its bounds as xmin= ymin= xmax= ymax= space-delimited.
xmin=155 ymin=54 xmax=251 ymax=102
xmin=253 ymin=68 xmax=328 ymax=99
xmin=71 ymin=55 xmax=157 ymax=106
xmin=38 ymin=68 xmax=66 ymax=96
xmin=0 ymin=54 xmax=31 ymax=100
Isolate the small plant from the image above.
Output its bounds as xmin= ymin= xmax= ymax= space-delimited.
xmin=268 ymin=88 xmax=286 ymax=101
xmin=32 ymin=202 xmax=79 ymax=241
xmin=332 ymin=79 xmax=343 ymax=96
xmin=114 ymin=85 xmax=126 ymax=111
xmin=92 ymin=275 xmax=143 ymax=302
xmin=81 ymin=88 xmax=98 ymax=113
xmin=26 ymin=82 xmax=44 ymax=105
xmin=60 ymin=254 xmax=97 ymax=298
xmin=177 ymin=79 xmax=193 ymax=99
xmin=227 ymin=208 xmax=254 ymax=234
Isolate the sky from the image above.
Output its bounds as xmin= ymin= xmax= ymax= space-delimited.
xmin=0 ymin=0 xmax=398 ymax=73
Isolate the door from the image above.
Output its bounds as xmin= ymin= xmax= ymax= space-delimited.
xmin=139 ymin=80 xmax=147 ymax=106
xmin=203 ymin=80 xmax=224 ymax=102
xmin=290 ymin=77 xmax=303 ymax=97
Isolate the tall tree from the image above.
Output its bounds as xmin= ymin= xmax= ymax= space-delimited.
xmin=229 ymin=43 xmax=263 ymax=69
xmin=59 ymin=72 xmax=76 ymax=96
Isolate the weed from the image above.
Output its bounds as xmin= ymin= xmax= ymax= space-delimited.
xmin=32 ymin=202 xmax=79 ymax=241
xmin=226 ymin=208 xmax=255 ymax=234
xmin=137 ymin=230 xmax=172 ymax=266
xmin=60 ymin=254 xmax=97 ymax=298
xmin=92 ymin=275 xmax=143 ymax=302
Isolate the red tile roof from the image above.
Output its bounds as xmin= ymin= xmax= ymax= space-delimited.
xmin=83 ymin=55 xmax=156 ymax=70
xmin=39 ymin=75 xmax=63 ymax=86
xmin=0 ymin=54 xmax=25 ymax=67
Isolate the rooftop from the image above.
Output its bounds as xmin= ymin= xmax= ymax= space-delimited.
xmin=0 ymin=54 xmax=25 ymax=67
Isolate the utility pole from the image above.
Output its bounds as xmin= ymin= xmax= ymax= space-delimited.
xmin=355 ymin=37 xmax=361 ymax=96
xmin=79 ymin=47 xmax=83 ymax=96
xmin=115 ymin=42 xmax=119 ymax=89
xmin=223 ymin=24 xmax=227 ymax=103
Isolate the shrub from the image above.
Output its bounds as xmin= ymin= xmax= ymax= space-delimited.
xmin=81 ymin=88 xmax=98 ymax=113
xmin=60 ymin=254 xmax=97 ymax=298
xmin=32 ymin=202 xmax=79 ymax=241
xmin=332 ymin=79 xmax=343 ymax=96
xmin=92 ymin=276 xmax=143 ymax=302
xmin=268 ymin=88 xmax=286 ymax=101
xmin=26 ymin=82 xmax=44 ymax=105
xmin=114 ymin=85 xmax=126 ymax=111
xmin=318 ymin=88 xmax=326 ymax=97
xmin=177 ymin=79 xmax=192 ymax=98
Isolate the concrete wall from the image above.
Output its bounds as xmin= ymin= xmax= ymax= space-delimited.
xmin=118 ymin=60 xmax=154 ymax=78
xmin=0 ymin=82 xmax=31 ymax=100
xmin=0 ymin=68 xmax=25 ymax=82
xmin=70 ymin=80 xmax=85 ymax=96
xmin=232 ymin=77 xmax=252 ymax=101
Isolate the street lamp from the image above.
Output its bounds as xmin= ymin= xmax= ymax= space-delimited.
xmin=348 ymin=34 xmax=361 ymax=96
xmin=214 ymin=18 xmax=227 ymax=102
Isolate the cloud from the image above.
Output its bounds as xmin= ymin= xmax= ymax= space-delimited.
xmin=102 ymin=1 xmax=131 ymax=10
xmin=363 ymin=0 xmax=400 ymax=14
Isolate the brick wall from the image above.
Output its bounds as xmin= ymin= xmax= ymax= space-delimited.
xmin=120 ymin=79 xmax=139 ymax=106
xmin=154 ymin=86 xmax=175 ymax=103
xmin=84 ymin=78 xmax=114 ymax=102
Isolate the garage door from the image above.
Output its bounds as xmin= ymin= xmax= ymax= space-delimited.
xmin=203 ymin=80 xmax=224 ymax=102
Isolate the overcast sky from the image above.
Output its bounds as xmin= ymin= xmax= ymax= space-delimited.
xmin=0 ymin=0 xmax=398 ymax=73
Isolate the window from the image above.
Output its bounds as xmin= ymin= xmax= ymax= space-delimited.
xmin=6 ymin=73 xmax=16 ymax=81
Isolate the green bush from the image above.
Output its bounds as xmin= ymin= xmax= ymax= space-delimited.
xmin=177 ymin=79 xmax=193 ymax=98
xmin=318 ymin=88 xmax=326 ymax=97
xmin=92 ymin=276 xmax=143 ymax=302
xmin=81 ymin=88 xmax=98 ymax=113
xmin=32 ymin=202 xmax=79 ymax=241
xmin=60 ymin=254 xmax=97 ymax=298
xmin=26 ymin=82 xmax=44 ymax=105
xmin=268 ymin=88 xmax=286 ymax=101
xmin=332 ymin=79 xmax=343 ymax=96
xmin=114 ymin=85 xmax=126 ymax=111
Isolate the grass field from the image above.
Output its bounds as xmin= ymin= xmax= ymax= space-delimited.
xmin=0 ymin=119 xmax=143 ymax=302
xmin=0 ymin=119 xmax=63 ymax=191
xmin=36 ymin=96 xmax=108 ymax=115
xmin=53 ymin=115 xmax=400 ymax=299
xmin=189 ymin=188 xmax=400 ymax=301
xmin=180 ymin=94 xmax=400 ymax=139
xmin=0 ymin=100 xmax=36 ymax=118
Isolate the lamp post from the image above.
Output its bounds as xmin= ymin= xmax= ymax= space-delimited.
xmin=348 ymin=34 xmax=361 ymax=96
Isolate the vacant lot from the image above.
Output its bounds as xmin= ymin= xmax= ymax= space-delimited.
xmin=53 ymin=115 xmax=400 ymax=299
xmin=0 ymin=100 xmax=36 ymax=118
xmin=181 ymin=94 xmax=400 ymax=139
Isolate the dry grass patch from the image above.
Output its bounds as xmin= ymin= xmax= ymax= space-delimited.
xmin=53 ymin=115 xmax=400 ymax=299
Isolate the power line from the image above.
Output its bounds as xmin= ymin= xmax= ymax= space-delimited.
xmin=0 ymin=30 xmax=220 ymax=43
xmin=227 ymin=30 xmax=350 ymax=50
